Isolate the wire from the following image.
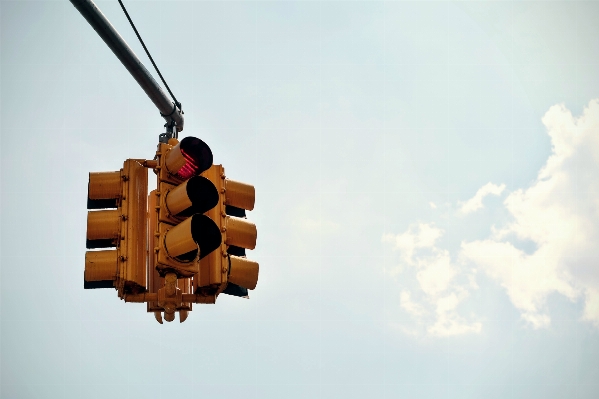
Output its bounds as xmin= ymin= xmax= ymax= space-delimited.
xmin=118 ymin=0 xmax=181 ymax=111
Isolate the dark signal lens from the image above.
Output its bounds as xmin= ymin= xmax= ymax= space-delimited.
xmin=190 ymin=215 xmax=222 ymax=260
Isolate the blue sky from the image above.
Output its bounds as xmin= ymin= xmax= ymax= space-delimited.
xmin=1 ymin=1 xmax=599 ymax=398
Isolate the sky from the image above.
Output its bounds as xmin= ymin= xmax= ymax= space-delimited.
xmin=1 ymin=0 xmax=599 ymax=398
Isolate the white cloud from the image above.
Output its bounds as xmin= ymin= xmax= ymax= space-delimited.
xmin=459 ymin=182 xmax=506 ymax=214
xmin=386 ymin=99 xmax=599 ymax=335
xmin=462 ymin=99 xmax=599 ymax=328
xmin=460 ymin=239 xmax=577 ymax=328
xmin=384 ymin=223 xmax=481 ymax=337
xmin=521 ymin=313 xmax=551 ymax=329
xmin=429 ymin=202 xmax=437 ymax=209
xmin=582 ymin=288 xmax=599 ymax=327
xmin=383 ymin=223 xmax=443 ymax=264
xmin=416 ymin=251 xmax=455 ymax=297
xmin=400 ymin=291 xmax=426 ymax=317
xmin=428 ymin=292 xmax=483 ymax=336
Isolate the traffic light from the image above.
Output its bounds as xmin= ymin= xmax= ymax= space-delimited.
xmin=195 ymin=165 xmax=259 ymax=298
xmin=153 ymin=136 xmax=222 ymax=277
xmin=222 ymin=204 xmax=258 ymax=298
xmin=147 ymin=186 xmax=193 ymax=324
xmin=85 ymin=159 xmax=148 ymax=297
xmin=84 ymin=136 xmax=259 ymax=323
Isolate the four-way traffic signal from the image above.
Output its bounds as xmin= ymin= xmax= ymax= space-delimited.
xmin=85 ymin=136 xmax=258 ymax=323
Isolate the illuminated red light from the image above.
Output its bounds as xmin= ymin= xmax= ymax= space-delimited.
xmin=176 ymin=149 xmax=200 ymax=180
xmin=168 ymin=137 xmax=213 ymax=181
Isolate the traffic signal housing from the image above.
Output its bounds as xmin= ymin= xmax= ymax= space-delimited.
xmin=153 ymin=137 xmax=222 ymax=279
xmin=196 ymin=165 xmax=259 ymax=298
xmin=84 ymin=136 xmax=260 ymax=323
xmin=85 ymin=159 xmax=148 ymax=297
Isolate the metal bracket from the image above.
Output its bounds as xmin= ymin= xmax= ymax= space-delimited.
xmin=159 ymin=119 xmax=178 ymax=143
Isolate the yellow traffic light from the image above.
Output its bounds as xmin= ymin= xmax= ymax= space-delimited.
xmin=85 ymin=159 xmax=148 ymax=296
xmin=153 ymin=137 xmax=222 ymax=279
xmin=196 ymin=165 xmax=259 ymax=298
xmin=84 ymin=136 xmax=260 ymax=323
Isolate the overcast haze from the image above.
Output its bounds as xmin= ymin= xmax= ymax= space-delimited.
xmin=1 ymin=1 xmax=599 ymax=398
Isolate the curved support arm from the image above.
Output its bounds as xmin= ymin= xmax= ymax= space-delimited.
xmin=70 ymin=0 xmax=184 ymax=132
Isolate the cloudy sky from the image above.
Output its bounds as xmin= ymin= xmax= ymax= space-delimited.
xmin=1 ymin=0 xmax=599 ymax=398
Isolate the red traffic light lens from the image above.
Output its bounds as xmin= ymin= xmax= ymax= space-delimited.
xmin=175 ymin=137 xmax=213 ymax=180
